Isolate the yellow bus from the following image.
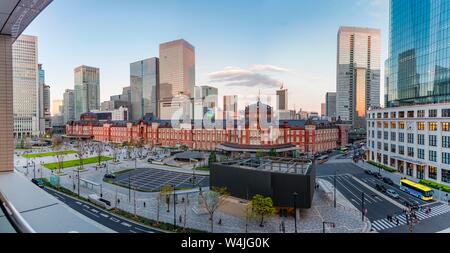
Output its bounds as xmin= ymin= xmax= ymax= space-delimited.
xmin=400 ymin=179 xmax=434 ymax=201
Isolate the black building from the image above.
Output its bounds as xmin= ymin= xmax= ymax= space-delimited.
xmin=210 ymin=157 xmax=316 ymax=209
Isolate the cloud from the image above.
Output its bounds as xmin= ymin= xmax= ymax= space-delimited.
xmin=250 ymin=65 xmax=291 ymax=73
xmin=208 ymin=66 xmax=283 ymax=88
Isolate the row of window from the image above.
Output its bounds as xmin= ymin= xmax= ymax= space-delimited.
xmin=370 ymin=108 xmax=450 ymax=119
xmin=370 ymin=133 xmax=450 ymax=147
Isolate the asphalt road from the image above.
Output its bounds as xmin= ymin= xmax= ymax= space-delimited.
xmin=44 ymin=187 xmax=162 ymax=233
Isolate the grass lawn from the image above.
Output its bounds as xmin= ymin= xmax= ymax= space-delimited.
xmin=22 ymin=150 xmax=77 ymax=159
xmin=195 ymin=166 xmax=210 ymax=171
xmin=43 ymin=156 xmax=112 ymax=170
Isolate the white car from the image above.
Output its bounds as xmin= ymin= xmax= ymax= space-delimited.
xmin=386 ymin=189 xmax=400 ymax=199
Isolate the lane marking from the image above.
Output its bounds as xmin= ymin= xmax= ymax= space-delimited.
xmin=110 ymin=217 xmax=120 ymax=222
xmin=91 ymin=209 xmax=99 ymax=213
xmin=121 ymin=222 xmax=132 ymax=227
xmin=100 ymin=213 xmax=109 ymax=218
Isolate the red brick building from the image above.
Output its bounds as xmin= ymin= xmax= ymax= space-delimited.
xmin=66 ymin=114 xmax=349 ymax=155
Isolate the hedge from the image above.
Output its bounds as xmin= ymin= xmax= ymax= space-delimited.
xmin=367 ymin=161 xmax=397 ymax=173
xmin=419 ymin=179 xmax=450 ymax=193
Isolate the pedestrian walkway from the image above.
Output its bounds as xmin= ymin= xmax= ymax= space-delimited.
xmin=371 ymin=203 xmax=450 ymax=232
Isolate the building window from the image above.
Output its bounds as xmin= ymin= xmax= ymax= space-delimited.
xmin=377 ymin=131 xmax=382 ymax=139
xmin=391 ymin=132 xmax=396 ymax=141
xmin=418 ymin=149 xmax=425 ymax=160
xmin=442 ymin=109 xmax=450 ymax=117
xmin=383 ymin=122 xmax=389 ymax=128
xmin=407 ymin=111 xmax=414 ymax=118
xmin=429 ymin=122 xmax=438 ymax=131
xmin=399 ymin=122 xmax=405 ymax=129
xmin=417 ymin=110 xmax=425 ymax=118
xmin=429 ymin=135 xmax=437 ymax=146
xmin=399 ymin=133 xmax=405 ymax=142
xmin=384 ymin=131 xmax=389 ymax=140
xmin=407 ymin=133 xmax=414 ymax=144
xmin=417 ymin=122 xmax=425 ymax=131
xmin=384 ymin=112 xmax=389 ymax=119
xmin=429 ymin=166 xmax=437 ymax=180
xmin=390 ymin=112 xmax=397 ymax=118
xmin=429 ymin=150 xmax=437 ymax=162
xmin=443 ymin=152 xmax=450 ymax=165
xmin=391 ymin=122 xmax=397 ymax=129
xmin=377 ymin=122 xmax=382 ymax=128
xmin=443 ymin=122 xmax=450 ymax=132
xmin=443 ymin=136 xmax=450 ymax=148
xmin=429 ymin=109 xmax=437 ymax=117
xmin=418 ymin=134 xmax=425 ymax=145
xmin=377 ymin=113 xmax=382 ymax=119
xmin=407 ymin=147 xmax=414 ymax=157
xmin=417 ymin=166 xmax=425 ymax=180
xmin=377 ymin=142 xmax=382 ymax=150
xmin=442 ymin=169 xmax=450 ymax=183
xmin=391 ymin=144 xmax=396 ymax=153
xmin=384 ymin=143 xmax=389 ymax=151
xmin=399 ymin=111 xmax=405 ymax=118
xmin=399 ymin=146 xmax=405 ymax=155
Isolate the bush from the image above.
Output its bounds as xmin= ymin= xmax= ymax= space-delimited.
xmin=368 ymin=161 xmax=397 ymax=173
xmin=419 ymin=179 xmax=450 ymax=193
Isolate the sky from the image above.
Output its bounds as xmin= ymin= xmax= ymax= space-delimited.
xmin=24 ymin=0 xmax=390 ymax=113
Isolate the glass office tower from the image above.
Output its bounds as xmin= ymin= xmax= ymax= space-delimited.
xmin=386 ymin=0 xmax=450 ymax=107
xmin=130 ymin=58 xmax=159 ymax=120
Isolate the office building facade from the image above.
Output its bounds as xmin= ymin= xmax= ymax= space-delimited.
xmin=159 ymin=39 xmax=195 ymax=98
xmin=223 ymin=95 xmax=238 ymax=120
xmin=326 ymin=92 xmax=337 ymax=118
xmin=74 ymin=65 xmax=100 ymax=120
xmin=277 ymin=88 xmax=288 ymax=111
xmin=63 ymin=89 xmax=75 ymax=124
xmin=12 ymin=35 xmax=40 ymax=138
xmin=130 ymin=58 xmax=159 ymax=120
xmin=337 ymin=26 xmax=381 ymax=129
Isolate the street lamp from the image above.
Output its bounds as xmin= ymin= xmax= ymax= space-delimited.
xmin=292 ymin=192 xmax=299 ymax=233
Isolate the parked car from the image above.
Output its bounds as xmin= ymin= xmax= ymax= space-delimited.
xmin=365 ymin=170 xmax=373 ymax=175
xmin=383 ymin=177 xmax=394 ymax=185
xmin=31 ymin=178 xmax=45 ymax=188
xmin=375 ymin=184 xmax=387 ymax=193
xmin=386 ymin=189 xmax=400 ymax=199
xmin=374 ymin=173 xmax=383 ymax=180
xmin=104 ymin=174 xmax=116 ymax=180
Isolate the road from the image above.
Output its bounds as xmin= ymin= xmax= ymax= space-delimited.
xmin=317 ymin=159 xmax=450 ymax=233
xmin=44 ymin=187 xmax=162 ymax=234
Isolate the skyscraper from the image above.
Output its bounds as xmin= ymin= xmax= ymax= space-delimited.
xmin=336 ymin=26 xmax=381 ymax=128
xmin=223 ymin=95 xmax=238 ymax=120
xmin=159 ymin=39 xmax=195 ymax=98
xmin=321 ymin=103 xmax=326 ymax=117
xmin=52 ymin=99 xmax=63 ymax=116
xmin=74 ymin=65 xmax=100 ymax=120
xmin=194 ymin=86 xmax=218 ymax=121
xmin=12 ymin=34 xmax=39 ymax=138
xmin=63 ymin=89 xmax=75 ymax=124
xmin=276 ymin=88 xmax=288 ymax=111
xmin=130 ymin=58 xmax=159 ymax=120
xmin=325 ymin=92 xmax=337 ymax=118
xmin=38 ymin=64 xmax=45 ymax=134
xmin=43 ymin=84 xmax=51 ymax=132
xmin=385 ymin=0 xmax=450 ymax=107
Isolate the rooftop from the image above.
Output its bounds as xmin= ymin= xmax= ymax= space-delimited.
xmin=217 ymin=157 xmax=313 ymax=175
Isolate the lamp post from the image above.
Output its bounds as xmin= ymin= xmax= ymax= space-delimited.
xmin=33 ymin=160 xmax=36 ymax=179
xmin=334 ymin=170 xmax=340 ymax=208
xmin=173 ymin=185 xmax=177 ymax=230
xmin=292 ymin=192 xmax=299 ymax=233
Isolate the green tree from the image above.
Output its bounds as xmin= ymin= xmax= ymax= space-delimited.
xmin=268 ymin=148 xmax=277 ymax=157
xmin=52 ymin=136 xmax=65 ymax=174
xmin=243 ymin=202 xmax=255 ymax=233
xmin=256 ymin=150 xmax=265 ymax=158
xmin=208 ymin=151 xmax=217 ymax=166
xmin=251 ymin=195 xmax=276 ymax=227
xmin=95 ymin=142 xmax=105 ymax=167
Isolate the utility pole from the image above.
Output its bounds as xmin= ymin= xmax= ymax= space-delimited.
xmin=292 ymin=192 xmax=298 ymax=233
xmin=77 ymin=168 xmax=80 ymax=197
xmin=33 ymin=160 xmax=36 ymax=179
xmin=173 ymin=185 xmax=177 ymax=231
xmin=128 ymin=175 xmax=131 ymax=203
xmin=361 ymin=192 xmax=365 ymax=222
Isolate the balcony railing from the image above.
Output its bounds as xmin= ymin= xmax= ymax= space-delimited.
xmin=0 ymin=191 xmax=35 ymax=233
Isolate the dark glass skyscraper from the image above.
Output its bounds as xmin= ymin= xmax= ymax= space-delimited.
xmin=386 ymin=0 xmax=450 ymax=107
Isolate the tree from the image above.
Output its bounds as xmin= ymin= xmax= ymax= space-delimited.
xmin=95 ymin=142 xmax=105 ymax=167
xmin=208 ymin=151 xmax=217 ymax=166
xmin=256 ymin=150 xmax=266 ymax=158
xmin=198 ymin=187 xmax=228 ymax=233
xmin=76 ymin=138 xmax=88 ymax=171
xmin=268 ymin=148 xmax=277 ymax=157
xmin=110 ymin=143 xmax=120 ymax=163
xmin=160 ymin=185 xmax=174 ymax=213
xmin=52 ymin=136 xmax=66 ymax=174
xmin=251 ymin=195 xmax=276 ymax=227
xmin=122 ymin=141 xmax=131 ymax=160
xmin=243 ymin=202 xmax=255 ymax=233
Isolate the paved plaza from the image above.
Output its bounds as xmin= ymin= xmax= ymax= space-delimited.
xmin=113 ymin=168 xmax=209 ymax=192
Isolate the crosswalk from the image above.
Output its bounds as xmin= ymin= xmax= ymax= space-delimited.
xmin=371 ymin=203 xmax=450 ymax=231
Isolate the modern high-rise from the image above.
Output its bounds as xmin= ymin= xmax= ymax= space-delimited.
xmin=223 ymin=95 xmax=238 ymax=120
xmin=12 ymin=34 xmax=40 ymax=138
xmin=52 ymin=99 xmax=63 ymax=116
xmin=194 ymin=86 xmax=218 ymax=121
xmin=385 ymin=0 xmax=450 ymax=107
xmin=74 ymin=65 xmax=100 ymax=120
xmin=130 ymin=58 xmax=159 ymax=120
xmin=159 ymin=39 xmax=195 ymax=98
xmin=43 ymin=84 xmax=51 ymax=132
xmin=326 ymin=92 xmax=337 ymax=118
xmin=63 ymin=89 xmax=75 ymax=124
xmin=336 ymin=26 xmax=381 ymax=129
xmin=38 ymin=64 xmax=45 ymax=134
xmin=321 ymin=103 xmax=326 ymax=117
xmin=276 ymin=88 xmax=288 ymax=111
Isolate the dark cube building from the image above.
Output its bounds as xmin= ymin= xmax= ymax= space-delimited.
xmin=210 ymin=157 xmax=316 ymax=209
